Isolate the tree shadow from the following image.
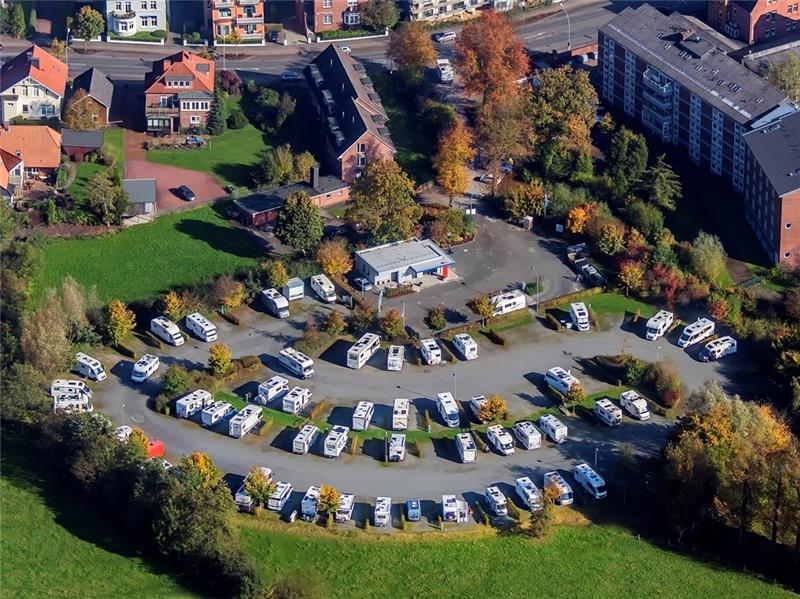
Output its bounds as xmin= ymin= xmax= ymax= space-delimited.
xmin=173 ymin=219 xmax=264 ymax=259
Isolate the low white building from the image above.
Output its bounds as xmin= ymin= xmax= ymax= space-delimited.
xmin=105 ymin=0 xmax=168 ymax=38
xmin=353 ymin=237 xmax=454 ymax=286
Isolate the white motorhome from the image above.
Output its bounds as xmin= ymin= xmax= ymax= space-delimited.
xmin=388 ymin=434 xmax=406 ymax=462
xmin=469 ymin=395 xmax=488 ymax=422
xmin=486 ymin=424 xmax=515 ymax=456
xmin=301 ymin=485 xmax=320 ymax=520
xmin=257 ymin=375 xmax=289 ymax=404
xmin=392 ymin=398 xmax=409 ymax=430
xmin=374 ymin=496 xmax=392 ymax=527
xmin=419 ymin=338 xmax=442 ymax=365
xmin=229 ymin=405 xmax=263 ymax=438
xmin=678 ymin=317 xmax=715 ymax=348
xmin=267 ymin=481 xmax=293 ymax=511
xmin=455 ymin=432 xmax=477 ymax=463
xmin=50 ymin=379 xmax=94 ymax=414
xmin=50 ymin=379 xmax=92 ymax=401
xmin=594 ymin=398 xmax=623 ymax=427
xmin=387 ymin=345 xmax=404 ymax=371
xmin=436 ymin=58 xmax=454 ymax=83
xmin=293 ymin=424 xmax=320 ymax=455
xmin=115 ymin=425 xmax=132 ymax=442
xmin=352 ymin=400 xmax=375 ymax=431
xmin=700 ymin=336 xmax=737 ymax=362
xmin=515 ymin=477 xmax=543 ymax=511
xmin=436 ymin=392 xmax=460 ymax=428
xmin=282 ymin=386 xmax=312 ymax=414
xmin=175 ymin=389 xmax=214 ymax=419
xmin=645 ymin=310 xmax=673 ymax=341
xmin=442 ymin=494 xmax=469 ymax=523
xmin=452 ymin=333 xmax=478 ymax=361
xmin=278 ymin=347 xmax=315 ymax=379
xmin=513 ymin=420 xmax=542 ymax=450
xmin=619 ymin=390 xmax=650 ymax=420
xmin=570 ymin=302 xmax=591 ymax=331
xmin=261 ymin=288 xmax=290 ymax=319
xmin=150 ymin=316 xmax=185 ymax=346
xmin=544 ymin=366 xmax=581 ymax=396
xmin=324 ymin=425 xmax=349 ymax=458
xmin=201 ymin=401 xmax=234 ymax=427
xmin=335 ymin=493 xmax=356 ymax=523
xmin=574 ymin=462 xmax=607 ymax=499
xmin=543 ymin=470 xmax=574 ymax=505
xmin=235 ymin=467 xmax=273 ymax=512
xmin=75 ymin=352 xmax=106 ymax=381
xmin=185 ymin=312 xmax=218 ymax=342
xmin=131 ymin=354 xmax=160 ymax=383
xmin=490 ymin=289 xmax=527 ymax=317
xmin=539 ymin=413 xmax=568 ymax=444
xmin=347 ymin=333 xmax=381 ymax=370
xmin=485 ymin=486 xmax=509 ymax=516
xmin=310 ymin=274 xmax=336 ymax=303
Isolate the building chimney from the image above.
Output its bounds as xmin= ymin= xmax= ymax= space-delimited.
xmin=15 ymin=150 xmax=21 ymax=158
xmin=310 ymin=165 xmax=319 ymax=190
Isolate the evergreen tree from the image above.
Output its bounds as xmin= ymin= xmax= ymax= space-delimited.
xmin=275 ymin=191 xmax=323 ymax=255
xmin=207 ymin=89 xmax=227 ymax=136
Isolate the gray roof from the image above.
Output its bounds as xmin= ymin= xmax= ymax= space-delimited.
xmin=61 ymin=128 xmax=104 ymax=149
xmin=122 ymin=178 xmax=156 ymax=204
xmin=743 ymin=110 xmax=800 ymax=196
xmin=601 ymin=4 xmax=790 ymax=126
xmin=72 ymin=67 xmax=113 ymax=109
xmin=355 ymin=238 xmax=454 ymax=275
xmin=233 ymin=176 xmax=349 ymax=215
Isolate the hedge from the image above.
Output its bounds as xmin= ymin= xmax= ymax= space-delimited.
xmin=537 ymin=286 xmax=603 ymax=311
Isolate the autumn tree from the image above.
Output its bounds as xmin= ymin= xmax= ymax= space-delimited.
xmin=74 ymin=5 xmax=105 ymax=50
xmin=433 ymin=120 xmax=475 ymax=207
xmin=275 ymin=191 xmax=324 ymax=255
xmin=161 ymin=291 xmax=185 ymax=322
xmin=85 ymin=170 xmax=128 ymax=226
xmin=316 ymin=238 xmax=353 ymax=278
xmin=597 ymin=221 xmax=626 ymax=256
xmin=211 ymin=275 xmax=245 ymax=310
xmin=266 ymin=260 xmax=289 ymax=289
xmin=317 ymin=484 xmax=341 ymax=519
xmin=178 ymin=452 xmax=223 ymax=490
xmin=639 ymin=154 xmax=682 ymax=211
xmin=323 ymin=310 xmax=347 ymax=336
xmin=765 ymin=54 xmax=800 ymax=103
xmin=128 ymin=427 xmax=150 ymax=456
xmin=425 ymin=305 xmax=446 ymax=331
xmin=469 ymin=295 xmax=494 ymax=325
xmin=476 ymin=94 xmax=531 ymax=194
xmin=566 ymin=206 xmax=588 ymax=234
xmin=380 ymin=308 xmax=405 ymax=339
xmin=105 ymin=299 xmax=136 ymax=346
xmin=21 ymin=291 xmax=71 ymax=374
xmin=564 ymin=383 xmax=585 ymax=414
xmin=618 ymin=260 xmax=645 ymax=295
xmin=208 ymin=343 xmax=232 ymax=377
xmin=388 ymin=22 xmax=436 ymax=83
xmin=244 ymin=466 xmax=275 ymax=507
xmin=501 ymin=178 xmax=545 ymax=221
xmin=255 ymin=145 xmax=295 ymax=186
xmin=350 ymin=301 xmax=377 ymax=334
xmin=478 ymin=394 xmax=507 ymax=422
xmin=361 ymin=0 xmax=399 ymax=31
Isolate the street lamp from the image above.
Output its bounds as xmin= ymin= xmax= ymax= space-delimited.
xmin=530 ymin=266 xmax=540 ymax=311
xmin=656 ymin=345 xmax=662 ymax=363
xmin=453 ymin=372 xmax=457 ymax=399
xmin=559 ymin=2 xmax=572 ymax=52
xmin=121 ymin=403 xmax=126 ymax=427
xmin=594 ymin=447 xmax=599 ymax=468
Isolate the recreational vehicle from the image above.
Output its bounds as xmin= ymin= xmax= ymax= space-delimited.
xmin=389 ymin=434 xmax=406 ymax=462
xmin=436 ymin=58 xmax=454 ymax=83
xmin=455 ymin=432 xmax=477 ymax=463
xmin=486 ymin=425 xmax=515 ymax=456
xmin=175 ymin=389 xmax=214 ymax=419
xmin=544 ymin=366 xmax=581 ymax=396
xmin=574 ymin=463 xmax=607 ymax=499
xmin=131 ymin=354 xmax=160 ymax=383
xmin=594 ymin=398 xmax=623 ymax=427
xmin=282 ymin=386 xmax=311 ymax=414
xmin=442 ymin=494 xmax=469 ymax=523
xmin=323 ymin=425 xmax=349 ymax=458
xmin=301 ymin=485 xmax=320 ymax=520
xmin=335 ymin=493 xmax=356 ymax=523
xmin=257 ymin=375 xmax=289 ymax=404
xmin=235 ymin=467 xmax=273 ymax=512
xmin=150 ymin=316 xmax=185 ymax=346
xmin=513 ymin=421 xmax=542 ymax=450
xmin=293 ymin=424 xmax=320 ymax=455
xmin=283 ymin=277 xmax=305 ymax=301
xmin=352 ymin=400 xmax=375 ymax=431
xmin=261 ymin=288 xmax=290 ymax=319
xmin=278 ymin=347 xmax=315 ymax=379
xmin=374 ymin=496 xmax=392 ymax=527
xmin=347 ymin=333 xmax=381 ymax=369
xmin=392 ymin=398 xmax=409 ymax=430
xmin=436 ymin=392 xmax=460 ymax=428
xmin=452 ymin=333 xmax=478 ymax=361
xmin=201 ymin=401 xmax=234 ymax=427
xmin=678 ymin=317 xmax=715 ymax=348
xmin=406 ymin=498 xmax=422 ymax=521
xmin=543 ymin=470 xmax=574 ymax=505
xmin=75 ymin=352 xmax=106 ymax=381
xmin=570 ymin=302 xmax=591 ymax=331
xmin=539 ymin=414 xmax=568 ymax=444
xmin=619 ymin=390 xmax=650 ymax=420
xmin=419 ymin=338 xmax=442 ymax=365
xmin=645 ymin=310 xmax=673 ymax=341
xmin=50 ymin=379 xmax=92 ymax=401
xmin=185 ymin=312 xmax=217 ymax=342
xmin=387 ymin=345 xmax=404 ymax=371
xmin=515 ymin=477 xmax=543 ymax=511
xmin=310 ymin=274 xmax=336 ymax=303
xmin=469 ymin=395 xmax=488 ymax=422
xmin=485 ymin=486 xmax=508 ymax=517
xmin=50 ymin=379 xmax=93 ymax=414
xmin=229 ymin=405 xmax=263 ymax=438
xmin=267 ymin=481 xmax=293 ymax=511
xmin=699 ymin=336 xmax=737 ymax=362
xmin=115 ymin=425 xmax=132 ymax=442
xmin=490 ymin=289 xmax=527 ymax=317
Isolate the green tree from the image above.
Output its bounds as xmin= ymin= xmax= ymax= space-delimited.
xmin=47 ymin=38 xmax=67 ymax=61
xmin=0 ymin=363 xmax=50 ymax=424
xmin=764 ymin=54 xmax=800 ymax=103
xmin=361 ymin=0 xmax=399 ymax=31
xmin=501 ymin=178 xmax=546 ymax=221
xmin=477 ymin=95 xmax=531 ymax=195
xmin=254 ymin=87 xmax=280 ymax=130
xmin=85 ymin=170 xmax=128 ymax=226
xmin=607 ymin=127 xmax=648 ymax=198
xmin=275 ymin=191 xmax=324 ymax=255
xmin=640 ymin=154 xmax=682 ymax=211
xmin=20 ymin=290 xmax=71 ymax=374
xmin=9 ymin=3 xmax=26 ymax=38
xmin=528 ymin=489 xmax=554 ymax=538
xmin=28 ymin=7 xmax=36 ymax=35
xmin=266 ymin=259 xmax=289 ymax=289
xmin=177 ymin=452 xmax=223 ymax=490
xmin=105 ymin=299 xmax=136 ymax=346
xmin=208 ymin=343 xmax=232 ymax=377
xmin=425 ymin=305 xmax=446 ymax=331
xmin=207 ymin=89 xmax=227 ymax=135
xmin=162 ymin=364 xmax=191 ymax=398
xmin=627 ymin=201 xmax=664 ymax=241
xmin=380 ymin=308 xmax=404 ymax=338
xmin=244 ymin=466 xmax=274 ymax=506
xmin=74 ymin=5 xmax=105 ymax=50
xmin=597 ymin=221 xmax=626 ymax=256
xmin=292 ymin=151 xmax=318 ymax=183
xmin=254 ymin=144 xmax=295 ymax=186
xmin=690 ymin=231 xmax=730 ymax=289
xmin=275 ymin=92 xmax=296 ymax=130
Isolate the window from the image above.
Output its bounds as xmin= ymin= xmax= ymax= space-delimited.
xmin=125 ymin=2 xmax=132 ymax=11
xmin=785 ymin=251 xmax=792 ymax=259
xmin=115 ymin=2 xmax=122 ymax=10
xmin=141 ymin=16 xmax=148 ymax=27
xmin=322 ymin=13 xmax=333 ymax=24
xmin=151 ymin=0 xmax=157 ymax=8
xmin=21 ymin=104 xmax=28 ymax=113
xmin=219 ymin=8 xmax=231 ymax=16
xmin=160 ymin=96 xmax=169 ymax=107
xmin=787 ymin=223 xmax=793 ymax=230
xmin=357 ymin=143 xmax=366 ymax=153
xmin=120 ymin=21 xmax=129 ymax=31
xmin=141 ymin=1 xmax=147 ymax=8
xmin=42 ymin=105 xmax=55 ymax=115
xmin=323 ymin=0 xmax=332 ymax=7
xmin=344 ymin=12 xmax=360 ymax=24
xmin=347 ymin=0 xmax=358 ymax=6
xmin=190 ymin=115 xmax=201 ymax=124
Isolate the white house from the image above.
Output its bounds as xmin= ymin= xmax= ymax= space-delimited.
xmin=105 ymin=0 xmax=168 ymax=38
xmin=0 ymin=46 xmax=67 ymax=122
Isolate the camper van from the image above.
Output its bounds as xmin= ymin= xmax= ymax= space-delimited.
xmin=75 ymin=352 xmax=106 ymax=381
xmin=175 ymin=389 xmax=214 ymax=419
xmin=513 ymin=421 xmax=542 ymax=450
xmin=594 ymin=398 xmax=623 ymax=427
xmin=543 ymin=470 xmax=574 ymax=505
xmin=490 ymin=289 xmax=527 ymax=317
xmin=619 ymin=390 xmax=650 ymax=420
xmin=201 ymin=401 xmax=234 ymax=427
xmin=515 ymin=477 xmax=543 ymax=511
xmin=436 ymin=58 xmax=454 ymax=83
xmin=301 ymin=485 xmax=320 ymax=520
xmin=389 ymin=434 xmax=406 ymax=462
xmin=261 ymin=288 xmax=290 ymax=319
xmin=455 ymin=432 xmax=477 ymax=463
xmin=486 ymin=425 xmax=515 ymax=456
xmin=267 ymin=481 xmax=293 ymax=511
xmin=229 ymin=405 xmax=262 ymax=438
xmin=278 ymin=347 xmax=315 ymax=379
xmin=539 ymin=414 xmax=568 ymax=444
xmin=392 ymin=398 xmax=409 ymax=430
xmin=235 ymin=467 xmax=273 ymax=512
xmin=282 ymin=386 xmax=311 ymax=414
xmin=50 ymin=379 xmax=92 ymax=401
xmin=574 ymin=463 xmax=607 ymax=499
xmin=352 ymin=400 xmax=375 ymax=431
xmin=544 ymin=366 xmax=581 ymax=396
xmin=442 ymin=494 xmax=469 ymax=523
xmin=283 ymin=277 xmax=305 ymax=301
xmin=406 ymin=498 xmax=422 ymax=522
xmin=570 ymin=302 xmax=591 ymax=331
xmin=335 ymin=493 xmax=356 ymax=523
xmin=310 ymin=274 xmax=336 ymax=303
xmin=436 ymin=392 xmax=460 ymax=428
xmin=452 ymin=333 xmax=478 ymax=361
xmin=185 ymin=312 xmax=218 ymax=342
xmin=150 ymin=316 xmax=185 ymax=346
xmin=699 ymin=336 xmax=737 ymax=362
xmin=347 ymin=333 xmax=381 ymax=369
xmin=469 ymin=395 xmax=488 ymax=422
xmin=50 ymin=379 xmax=93 ymax=414
xmin=387 ymin=345 xmax=404 ymax=371
xmin=293 ymin=424 xmax=320 ymax=455
xmin=115 ymin=425 xmax=133 ymax=442
xmin=374 ymin=496 xmax=392 ymax=527
xmin=257 ymin=375 xmax=289 ymax=404
xmin=419 ymin=338 xmax=442 ymax=365
xmin=645 ymin=310 xmax=674 ymax=341
xmin=131 ymin=354 xmax=160 ymax=383
xmin=678 ymin=317 xmax=715 ymax=348
xmin=485 ymin=486 xmax=509 ymax=517
xmin=324 ymin=425 xmax=349 ymax=458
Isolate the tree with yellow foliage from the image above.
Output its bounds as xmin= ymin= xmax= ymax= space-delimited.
xmin=178 ymin=452 xmax=222 ymax=490
xmin=161 ymin=291 xmax=184 ymax=322
xmin=478 ymin=394 xmax=507 ymax=423
xmin=316 ymin=238 xmax=353 ymax=278
xmin=566 ymin=206 xmax=588 ymax=234
xmin=208 ymin=343 xmax=232 ymax=377
xmin=434 ymin=120 xmax=475 ymax=207
xmin=129 ymin=427 xmax=149 ymax=458
xmin=105 ymin=299 xmax=136 ymax=346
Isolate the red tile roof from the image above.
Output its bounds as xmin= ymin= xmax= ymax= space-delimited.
xmin=0 ymin=45 xmax=68 ymax=97
xmin=144 ymin=51 xmax=215 ymax=95
xmin=0 ymin=125 xmax=62 ymax=169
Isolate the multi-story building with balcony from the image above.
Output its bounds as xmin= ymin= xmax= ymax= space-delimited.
xmin=408 ymin=0 xmax=513 ymax=21
xmin=105 ymin=0 xmax=168 ymax=38
xmin=205 ymin=0 xmax=265 ymax=44
xmin=707 ymin=0 xmax=800 ymax=45
xmin=295 ymin=0 xmax=366 ymax=35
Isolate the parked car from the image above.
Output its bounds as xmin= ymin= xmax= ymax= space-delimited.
xmin=268 ymin=30 xmax=279 ymax=43
xmin=353 ymin=277 xmax=372 ymax=292
xmin=433 ymin=31 xmax=457 ymax=43
xmin=177 ymin=185 xmax=196 ymax=202
xmin=184 ymin=135 xmax=206 ymax=147
xmin=339 ymin=46 xmax=352 ymax=54
xmin=280 ymin=70 xmax=303 ymax=81
xmin=477 ymin=172 xmax=504 ymax=185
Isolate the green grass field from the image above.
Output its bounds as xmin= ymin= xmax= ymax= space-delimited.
xmin=33 ymin=203 xmax=261 ymax=303
xmin=66 ymin=128 xmax=125 ymax=206
xmin=559 ymin=293 xmax=660 ymax=319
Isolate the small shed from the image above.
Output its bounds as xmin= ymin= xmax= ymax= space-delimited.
xmin=122 ymin=178 xmax=157 ymax=216
xmin=61 ymin=129 xmax=104 ymax=162
xmin=283 ymin=277 xmax=305 ymax=301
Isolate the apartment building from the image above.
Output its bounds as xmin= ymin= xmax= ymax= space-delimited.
xmin=408 ymin=0 xmax=513 ymax=21
xmin=706 ymin=0 xmax=800 ymax=44
xmin=296 ymin=0 xmax=366 ymax=34
xmin=0 ymin=45 xmax=67 ymax=122
xmin=105 ymin=0 xmax=168 ymax=37
xmin=205 ymin=0 xmax=265 ymax=43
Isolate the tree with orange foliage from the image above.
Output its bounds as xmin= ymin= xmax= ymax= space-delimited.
xmin=566 ymin=206 xmax=588 ymax=234
xmin=433 ymin=120 xmax=476 ymax=206
xmin=388 ymin=22 xmax=436 ymax=84
xmin=476 ymin=94 xmax=531 ymax=195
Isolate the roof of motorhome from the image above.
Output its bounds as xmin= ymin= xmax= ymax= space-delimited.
xmin=135 ymin=354 xmax=159 ymax=366
xmin=420 ymin=338 xmax=439 ymax=349
xmin=390 ymin=433 xmax=405 ymax=444
xmin=271 ymin=481 xmax=292 ymax=495
xmin=393 ymin=397 xmax=409 ymax=409
xmin=595 ymin=398 xmax=617 ymax=409
xmin=178 ymin=389 xmax=212 ymax=402
xmin=454 ymin=333 xmax=476 ymax=344
xmin=351 ymin=333 xmax=380 ymax=350
xmin=354 ymin=401 xmax=373 ymax=415
xmin=298 ymin=423 xmax=319 ymax=435
xmin=575 ymin=463 xmax=605 ymax=484
xmin=311 ymin=273 xmax=334 ymax=285
xmin=683 ymin=317 xmax=714 ymax=331
xmin=491 ymin=289 xmax=525 ymax=302
xmin=389 ymin=345 xmax=403 ymax=355
xmin=456 ymin=432 xmax=476 ymax=448
xmin=517 ymin=476 xmax=538 ymax=491
xmin=186 ymin=311 xmax=215 ymax=327
xmin=540 ymin=413 xmax=565 ymax=426
xmin=263 ymin=287 xmax=283 ymax=299
xmin=515 ymin=421 xmax=538 ymax=433
xmin=261 ymin=375 xmax=288 ymax=387
xmin=376 ymin=496 xmax=392 ymax=509
xmin=547 ymin=367 xmax=578 ymax=382
xmin=647 ymin=309 xmax=673 ymax=322
xmin=705 ymin=336 xmax=736 ymax=349
xmin=280 ymin=347 xmax=312 ymax=361
xmin=354 ymin=237 xmax=453 ymax=275
xmin=570 ymin=302 xmax=588 ymax=314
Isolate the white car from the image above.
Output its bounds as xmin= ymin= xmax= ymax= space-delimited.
xmin=433 ymin=31 xmax=456 ymax=43
xmin=353 ymin=277 xmax=373 ymax=292
xmin=280 ymin=70 xmax=303 ymax=81
xmin=339 ymin=45 xmax=352 ymax=54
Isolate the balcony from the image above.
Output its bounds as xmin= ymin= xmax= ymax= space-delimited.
xmin=110 ymin=10 xmax=136 ymax=19
xmin=240 ymin=31 xmax=264 ymax=39
xmin=235 ymin=14 xmax=263 ymax=24
xmin=642 ymin=107 xmax=671 ymax=140
xmin=238 ymin=0 xmax=260 ymax=4
xmin=643 ymin=68 xmax=672 ymax=96
xmin=146 ymin=106 xmax=179 ymax=115
xmin=642 ymin=88 xmax=672 ymax=113
xmin=212 ymin=0 xmax=233 ymax=6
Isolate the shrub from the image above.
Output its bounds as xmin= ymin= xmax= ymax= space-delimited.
xmin=506 ymin=499 xmax=521 ymax=521
xmin=237 ymin=355 xmax=261 ymax=370
xmin=624 ymin=357 xmax=647 ymax=386
xmin=588 ymin=307 xmax=599 ymax=330
xmin=379 ymin=308 xmax=404 ymax=339
xmin=350 ymin=301 xmax=376 ymax=334
xmin=323 ymin=310 xmax=347 ymax=336
xmin=422 ymin=409 xmax=431 ymax=430
xmin=308 ymin=399 xmax=330 ymax=421
xmin=162 ymin=363 xmax=190 ymax=398
xmin=648 ymin=359 xmax=682 ymax=408
xmin=152 ymin=393 xmax=171 ymax=414
xmin=208 ymin=343 xmax=232 ymax=376
xmin=471 ymin=430 xmax=488 ymax=453
xmin=475 ymin=502 xmax=491 ymax=526
xmin=152 ymin=29 xmax=167 ymax=39
xmin=227 ymin=108 xmax=248 ymax=130
xmin=425 ymin=305 xmax=446 ymax=331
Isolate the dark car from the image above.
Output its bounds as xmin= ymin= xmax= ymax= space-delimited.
xmin=268 ymin=30 xmax=279 ymax=43
xmin=177 ymin=185 xmax=196 ymax=202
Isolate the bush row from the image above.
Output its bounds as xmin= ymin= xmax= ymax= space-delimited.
xmin=537 ymin=286 xmax=604 ymax=311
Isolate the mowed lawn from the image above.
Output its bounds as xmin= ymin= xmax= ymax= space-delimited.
xmin=66 ymin=128 xmax=125 ymax=205
xmin=33 ymin=204 xmax=262 ymax=303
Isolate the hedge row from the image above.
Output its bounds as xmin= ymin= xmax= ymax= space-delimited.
xmin=537 ymin=286 xmax=604 ymax=311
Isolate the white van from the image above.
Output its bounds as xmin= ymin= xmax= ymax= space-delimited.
xmin=201 ymin=401 xmax=234 ymax=427
xmin=235 ymin=466 xmax=273 ymax=512
xmin=420 ymin=338 xmax=441 ymax=365
xmin=645 ymin=310 xmax=673 ymax=341
xmin=436 ymin=58 xmax=454 ymax=83
xmin=594 ymin=398 xmax=622 ymax=427
xmin=278 ymin=347 xmax=315 ymax=379
xmin=175 ymin=389 xmax=214 ymax=419
xmin=678 ymin=317 xmax=715 ymax=348
xmin=229 ymin=404 xmax=262 ymax=438
xmin=543 ymin=470 xmax=574 ymax=505
xmin=150 ymin=316 xmax=185 ymax=346
xmin=392 ymin=398 xmax=409 ymax=430
xmin=347 ymin=333 xmax=380 ymax=369
xmin=131 ymin=354 xmax=159 ymax=383
xmin=115 ymin=425 xmax=133 ymax=442
xmin=469 ymin=395 xmax=488 ymax=422
xmin=387 ymin=345 xmax=404 ymax=371
xmin=515 ymin=477 xmax=543 ymax=511
xmin=310 ymin=274 xmax=336 ymax=303
xmin=50 ymin=379 xmax=93 ymax=413
xmin=256 ymin=375 xmax=289 ymax=404
xmin=293 ymin=423 xmax=320 ymax=455
xmin=442 ymin=494 xmax=469 ymax=523
xmin=389 ymin=433 xmax=406 ymax=462
xmin=50 ymin=379 xmax=93 ymax=401
xmin=452 ymin=333 xmax=478 ymax=360
xmin=619 ymin=390 xmax=650 ymax=420
xmin=574 ymin=463 xmax=607 ymax=499
xmin=267 ymin=481 xmax=293 ymax=511
xmin=335 ymin=493 xmax=355 ymax=522
xmin=544 ymin=366 xmax=581 ymax=396
xmin=485 ymin=486 xmax=508 ymax=517
xmin=374 ymin=496 xmax=392 ymax=527
xmin=282 ymin=386 xmax=311 ymax=414
xmin=699 ymin=336 xmax=737 ymax=362
xmin=324 ymin=425 xmax=349 ymax=458
xmin=455 ymin=432 xmax=477 ymax=463
xmin=539 ymin=413 xmax=568 ymax=444
xmin=75 ymin=352 xmax=106 ymax=381
xmin=490 ymin=289 xmax=527 ymax=317
xmin=436 ymin=392 xmax=460 ymax=428
xmin=570 ymin=302 xmax=590 ymax=331
xmin=513 ymin=420 xmax=542 ymax=450
xmin=486 ymin=424 xmax=515 ymax=456
xmin=301 ymin=485 xmax=320 ymax=520
xmin=261 ymin=288 xmax=289 ymax=319
xmin=185 ymin=312 xmax=217 ymax=342
xmin=352 ymin=400 xmax=374 ymax=431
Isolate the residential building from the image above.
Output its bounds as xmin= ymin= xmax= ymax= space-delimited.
xmin=205 ymin=0 xmax=265 ymax=44
xmin=0 ymin=125 xmax=62 ymax=201
xmin=354 ymin=238 xmax=454 ymax=285
xmin=297 ymin=0 xmax=366 ymax=34
xmin=598 ymin=4 xmax=795 ymax=195
xmin=409 ymin=0 xmax=512 ymax=21
xmin=106 ymin=0 xmax=168 ymax=38
xmin=706 ymin=0 xmax=800 ymax=44
xmin=0 ymin=45 xmax=67 ymax=122
xmin=305 ymin=45 xmax=395 ymax=182
xmin=143 ymin=51 xmax=215 ymax=135
xmin=742 ymin=110 xmax=800 ymax=264
xmin=69 ymin=67 xmax=114 ymax=127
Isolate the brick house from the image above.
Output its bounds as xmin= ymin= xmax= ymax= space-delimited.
xmin=0 ymin=125 xmax=62 ymax=202
xmin=296 ymin=0 xmax=366 ymax=35
xmin=305 ymin=45 xmax=395 ymax=183
xmin=69 ymin=67 xmax=114 ymax=127
xmin=205 ymin=0 xmax=265 ymax=44
xmin=707 ymin=0 xmax=800 ymax=44
xmin=0 ymin=45 xmax=67 ymax=123
xmin=143 ymin=51 xmax=215 ymax=135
